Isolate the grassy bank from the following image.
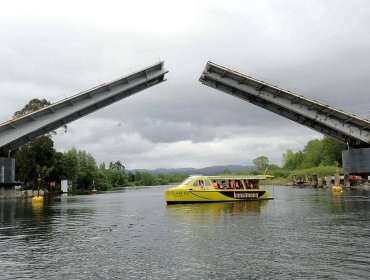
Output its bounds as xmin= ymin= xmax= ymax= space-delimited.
xmin=263 ymin=177 xmax=290 ymax=185
xmin=289 ymin=166 xmax=340 ymax=178
xmin=236 ymin=165 xmax=340 ymax=183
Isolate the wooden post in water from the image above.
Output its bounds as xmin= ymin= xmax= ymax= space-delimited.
xmin=317 ymin=177 xmax=323 ymax=188
xmin=312 ymin=174 xmax=318 ymax=188
xmin=344 ymin=173 xmax=350 ymax=188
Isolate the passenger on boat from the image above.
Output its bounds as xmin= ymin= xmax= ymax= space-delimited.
xmin=212 ymin=180 xmax=219 ymax=189
xmin=199 ymin=180 xmax=204 ymax=188
xmin=220 ymin=180 xmax=227 ymax=189
xmin=243 ymin=179 xmax=250 ymax=189
xmin=235 ymin=180 xmax=241 ymax=189
xmin=228 ymin=180 xmax=235 ymax=189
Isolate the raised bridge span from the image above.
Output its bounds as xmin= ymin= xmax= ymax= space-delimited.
xmin=0 ymin=62 xmax=167 ymax=152
xmin=200 ymin=61 xmax=370 ymax=175
xmin=0 ymin=62 xmax=168 ymax=186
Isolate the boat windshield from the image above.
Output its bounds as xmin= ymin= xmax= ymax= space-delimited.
xmin=180 ymin=177 xmax=194 ymax=185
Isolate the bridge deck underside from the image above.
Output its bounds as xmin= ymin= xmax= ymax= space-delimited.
xmin=0 ymin=62 xmax=168 ymax=151
xmin=200 ymin=62 xmax=370 ymax=148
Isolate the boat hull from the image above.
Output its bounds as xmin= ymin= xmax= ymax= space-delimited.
xmin=165 ymin=188 xmax=272 ymax=204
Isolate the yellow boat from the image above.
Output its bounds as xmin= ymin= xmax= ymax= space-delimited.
xmin=165 ymin=175 xmax=273 ymax=204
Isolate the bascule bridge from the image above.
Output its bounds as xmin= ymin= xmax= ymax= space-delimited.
xmin=200 ymin=61 xmax=370 ymax=175
xmin=1 ymin=60 xmax=369 ymax=190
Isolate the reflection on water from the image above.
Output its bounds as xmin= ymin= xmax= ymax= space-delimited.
xmin=0 ymin=186 xmax=369 ymax=279
xmin=168 ymin=199 xmax=268 ymax=214
xmin=166 ymin=200 xmax=268 ymax=226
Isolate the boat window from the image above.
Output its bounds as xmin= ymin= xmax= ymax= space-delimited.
xmin=204 ymin=180 xmax=211 ymax=187
xmin=254 ymin=180 xmax=259 ymax=189
xmin=193 ymin=180 xmax=205 ymax=187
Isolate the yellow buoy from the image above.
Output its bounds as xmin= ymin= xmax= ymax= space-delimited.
xmin=32 ymin=195 xmax=44 ymax=204
xmin=332 ymin=185 xmax=343 ymax=193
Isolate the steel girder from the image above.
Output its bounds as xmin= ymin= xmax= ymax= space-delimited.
xmin=200 ymin=61 xmax=370 ymax=148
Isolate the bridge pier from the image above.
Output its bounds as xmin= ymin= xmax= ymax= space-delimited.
xmin=0 ymin=157 xmax=18 ymax=198
xmin=343 ymin=147 xmax=370 ymax=175
xmin=0 ymin=157 xmax=15 ymax=184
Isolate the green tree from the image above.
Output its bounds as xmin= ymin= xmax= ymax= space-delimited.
xmin=13 ymin=99 xmax=56 ymax=187
xmin=253 ymin=156 xmax=269 ymax=171
xmin=282 ymin=136 xmax=347 ymax=170
xmin=283 ymin=150 xmax=304 ymax=170
xmin=76 ymin=150 xmax=98 ymax=190
xmin=300 ymin=139 xmax=323 ymax=168
xmin=15 ymin=144 xmax=37 ymax=186
xmin=13 ymin=98 xmax=50 ymax=118
xmin=60 ymin=148 xmax=120 ymax=191
xmin=48 ymin=151 xmax=64 ymax=184
xmin=283 ymin=149 xmax=295 ymax=170
xmin=111 ymin=160 xmax=125 ymax=170
xmin=320 ymin=136 xmax=346 ymax=166
xmin=14 ymin=135 xmax=56 ymax=188
xmin=104 ymin=168 xmax=127 ymax=187
xmin=60 ymin=148 xmax=79 ymax=181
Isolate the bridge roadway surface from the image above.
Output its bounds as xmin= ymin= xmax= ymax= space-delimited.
xmin=200 ymin=61 xmax=370 ymax=174
xmin=0 ymin=61 xmax=168 ymax=152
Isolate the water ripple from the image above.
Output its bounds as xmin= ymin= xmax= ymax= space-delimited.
xmin=0 ymin=187 xmax=369 ymax=279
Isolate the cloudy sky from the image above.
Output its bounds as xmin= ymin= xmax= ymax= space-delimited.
xmin=1 ymin=0 xmax=369 ymax=169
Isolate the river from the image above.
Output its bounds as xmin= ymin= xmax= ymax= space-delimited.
xmin=0 ymin=186 xmax=369 ymax=279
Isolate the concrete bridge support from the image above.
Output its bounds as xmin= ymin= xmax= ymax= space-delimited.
xmin=0 ymin=157 xmax=15 ymax=184
xmin=342 ymin=148 xmax=370 ymax=175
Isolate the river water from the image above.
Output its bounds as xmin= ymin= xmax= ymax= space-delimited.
xmin=0 ymin=186 xmax=369 ymax=279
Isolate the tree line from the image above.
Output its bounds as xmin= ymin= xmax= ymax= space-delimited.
xmin=13 ymin=134 xmax=345 ymax=190
xmin=247 ymin=136 xmax=347 ymax=180
xmin=13 ymin=135 xmax=187 ymax=192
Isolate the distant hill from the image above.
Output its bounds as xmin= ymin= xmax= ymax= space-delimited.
xmin=129 ymin=165 xmax=254 ymax=175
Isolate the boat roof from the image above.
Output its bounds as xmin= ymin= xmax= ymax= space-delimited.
xmin=187 ymin=175 xmax=274 ymax=180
